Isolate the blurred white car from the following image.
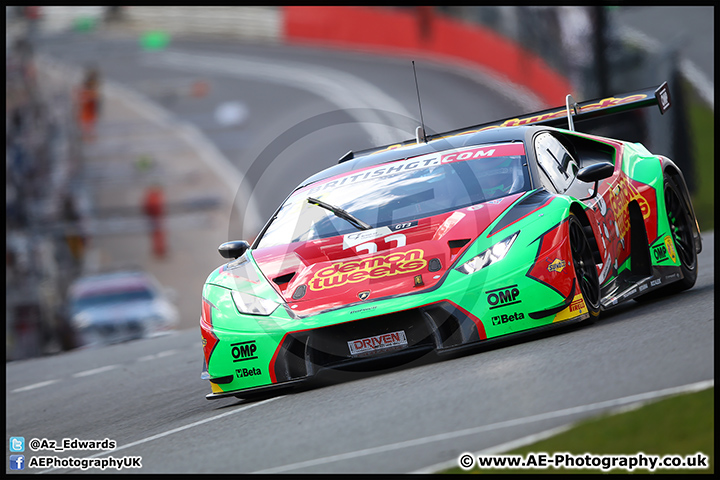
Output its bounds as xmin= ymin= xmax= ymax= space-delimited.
xmin=68 ymin=269 xmax=178 ymax=346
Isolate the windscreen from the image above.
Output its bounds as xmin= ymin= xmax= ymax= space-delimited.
xmin=256 ymin=143 xmax=529 ymax=249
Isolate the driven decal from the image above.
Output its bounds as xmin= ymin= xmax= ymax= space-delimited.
xmin=348 ymin=330 xmax=408 ymax=356
xmin=308 ymin=249 xmax=427 ymax=291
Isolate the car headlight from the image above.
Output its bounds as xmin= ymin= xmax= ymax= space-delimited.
xmin=456 ymin=232 xmax=518 ymax=275
xmin=231 ymin=290 xmax=279 ymax=316
xmin=71 ymin=312 xmax=92 ymax=329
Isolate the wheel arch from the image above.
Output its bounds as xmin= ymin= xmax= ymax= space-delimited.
xmin=659 ymin=156 xmax=702 ymax=254
xmin=569 ymin=202 xmax=601 ymax=264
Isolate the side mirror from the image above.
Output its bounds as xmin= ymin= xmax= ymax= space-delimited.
xmin=218 ymin=240 xmax=250 ymax=259
xmin=577 ymin=162 xmax=614 ymax=200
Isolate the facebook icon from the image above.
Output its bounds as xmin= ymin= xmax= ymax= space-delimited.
xmin=10 ymin=454 xmax=25 ymax=470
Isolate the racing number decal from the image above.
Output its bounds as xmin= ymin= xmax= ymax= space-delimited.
xmin=353 ymin=233 xmax=406 ymax=255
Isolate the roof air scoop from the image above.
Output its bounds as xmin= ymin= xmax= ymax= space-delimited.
xmin=416 ymin=126 xmax=426 ymax=144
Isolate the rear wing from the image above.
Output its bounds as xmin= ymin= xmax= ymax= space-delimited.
xmin=342 ymin=82 xmax=671 ymax=162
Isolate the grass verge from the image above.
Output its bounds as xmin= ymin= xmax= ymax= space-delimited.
xmin=683 ymin=80 xmax=714 ymax=231
xmin=441 ymin=387 xmax=713 ymax=474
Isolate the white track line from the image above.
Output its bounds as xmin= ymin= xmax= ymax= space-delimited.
xmin=72 ymin=365 xmax=119 ymax=378
xmin=38 ymin=396 xmax=283 ymax=474
xmin=255 ymin=379 xmax=714 ymax=473
xmin=11 ymin=380 xmax=60 ymax=393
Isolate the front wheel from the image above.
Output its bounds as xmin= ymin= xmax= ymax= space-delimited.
xmin=569 ymin=213 xmax=601 ymax=323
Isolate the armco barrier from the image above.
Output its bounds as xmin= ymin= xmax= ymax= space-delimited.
xmin=283 ymin=6 xmax=572 ymax=107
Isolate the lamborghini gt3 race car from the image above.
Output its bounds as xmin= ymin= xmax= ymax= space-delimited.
xmin=200 ymin=82 xmax=701 ymax=400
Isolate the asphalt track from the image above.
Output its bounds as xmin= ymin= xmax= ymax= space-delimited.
xmin=5 ymin=234 xmax=714 ymax=474
xmin=6 ymin=31 xmax=714 ymax=474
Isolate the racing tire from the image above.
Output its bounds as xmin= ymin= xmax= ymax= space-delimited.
xmin=569 ymin=213 xmax=601 ymax=323
xmin=636 ymin=174 xmax=698 ymax=301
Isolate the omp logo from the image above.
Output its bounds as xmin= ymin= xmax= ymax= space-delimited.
xmin=653 ymin=244 xmax=668 ymax=261
xmin=486 ymin=285 xmax=521 ymax=309
xmin=231 ymin=340 xmax=257 ymax=362
xmin=235 ymin=367 xmax=261 ymax=378
xmin=491 ymin=312 xmax=524 ymax=325
xmin=547 ymin=259 xmax=566 ymax=273
xmin=308 ymin=249 xmax=427 ymax=291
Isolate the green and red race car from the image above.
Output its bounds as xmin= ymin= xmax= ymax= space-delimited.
xmin=200 ymin=82 xmax=702 ymax=400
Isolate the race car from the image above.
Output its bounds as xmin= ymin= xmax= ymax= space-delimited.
xmin=200 ymin=82 xmax=701 ymax=400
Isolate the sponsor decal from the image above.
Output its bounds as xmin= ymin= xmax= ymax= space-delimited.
xmin=650 ymin=278 xmax=662 ymax=287
xmin=303 ymin=157 xmax=441 ymax=197
xmin=491 ymin=312 xmax=524 ymax=326
xmin=414 ymin=275 xmax=424 ymax=287
xmin=235 ymin=367 xmax=262 ymax=378
xmin=432 ymin=211 xmax=466 ymax=240
xmin=639 ymin=283 xmax=648 ymax=292
xmin=547 ymin=258 xmax=566 ymax=273
xmin=607 ymin=180 xmax=651 ymax=244
xmin=553 ymin=294 xmax=588 ymax=323
xmin=349 ymin=306 xmax=377 ymax=315
xmin=348 ymin=330 xmax=408 ymax=357
xmin=622 ymin=287 xmax=637 ymax=299
xmin=358 ymin=290 xmax=370 ymax=301
xmin=390 ymin=220 xmax=418 ymax=231
xmin=569 ymin=297 xmax=585 ymax=312
xmin=652 ymin=243 xmax=668 ymax=262
xmin=472 ymin=94 xmax=649 ymax=131
xmin=664 ymin=235 xmax=677 ymax=263
xmin=441 ymin=147 xmax=496 ymax=163
xmin=665 ymin=272 xmax=680 ymax=281
xmin=343 ymin=227 xmax=392 ymax=250
xmin=231 ymin=340 xmax=258 ymax=363
xmin=486 ymin=285 xmax=521 ymax=309
xmin=308 ymin=249 xmax=427 ymax=291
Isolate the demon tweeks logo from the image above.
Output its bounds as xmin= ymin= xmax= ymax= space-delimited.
xmin=308 ymin=249 xmax=427 ymax=291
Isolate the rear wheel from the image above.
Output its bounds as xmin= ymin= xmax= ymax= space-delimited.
xmin=569 ymin=213 xmax=601 ymax=322
xmin=664 ymin=175 xmax=698 ymax=290
xmin=635 ymin=174 xmax=698 ymax=302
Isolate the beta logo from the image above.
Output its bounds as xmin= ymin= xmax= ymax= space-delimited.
xmin=236 ymin=367 xmax=262 ymax=378
xmin=492 ymin=312 xmax=524 ymax=326
xmin=486 ymin=285 xmax=521 ymax=309
xmin=231 ymin=340 xmax=258 ymax=363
